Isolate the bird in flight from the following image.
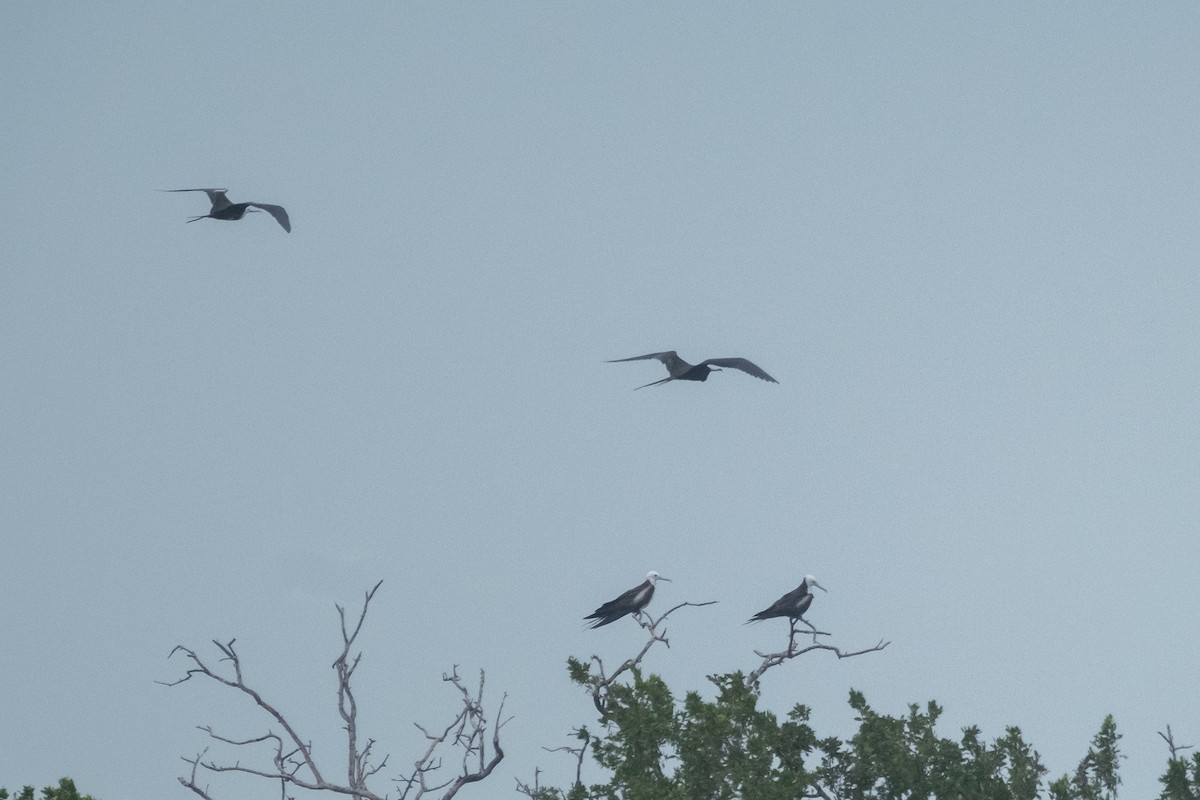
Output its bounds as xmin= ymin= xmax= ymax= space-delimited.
xmin=747 ymin=575 xmax=826 ymax=624
xmin=608 ymin=351 xmax=778 ymax=390
xmin=586 ymin=571 xmax=670 ymax=628
xmin=163 ymin=188 xmax=291 ymax=232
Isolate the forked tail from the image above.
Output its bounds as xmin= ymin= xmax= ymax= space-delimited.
xmin=634 ymin=376 xmax=675 ymax=390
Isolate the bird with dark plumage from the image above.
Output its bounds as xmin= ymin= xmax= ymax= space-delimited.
xmin=586 ymin=571 xmax=670 ymax=628
xmin=747 ymin=575 xmax=827 ymax=623
xmin=163 ymin=188 xmax=291 ymax=232
xmin=608 ymin=351 xmax=778 ymax=390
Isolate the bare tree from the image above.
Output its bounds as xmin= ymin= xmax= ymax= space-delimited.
xmin=745 ymin=616 xmax=889 ymax=686
xmin=161 ymin=581 xmax=508 ymax=800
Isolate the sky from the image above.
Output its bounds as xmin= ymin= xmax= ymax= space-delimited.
xmin=2 ymin=4 xmax=1198 ymax=799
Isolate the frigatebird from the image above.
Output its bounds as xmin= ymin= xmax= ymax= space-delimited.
xmin=163 ymin=188 xmax=291 ymax=232
xmin=586 ymin=571 xmax=670 ymax=628
xmin=747 ymin=575 xmax=827 ymax=623
xmin=608 ymin=351 xmax=778 ymax=390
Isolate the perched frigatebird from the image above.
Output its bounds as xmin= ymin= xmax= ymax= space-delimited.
xmin=608 ymin=351 xmax=778 ymax=390
xmin=747 ymin=575 xmax=827 ymax=623
xmin=586 ymin=571 xmax=670 ymax=628
xmin=163 ymin=188 xmax=291 ymax=232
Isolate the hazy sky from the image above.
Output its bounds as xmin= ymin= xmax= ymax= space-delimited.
xmin=3 ymin=4 xmax=1198 ymax=800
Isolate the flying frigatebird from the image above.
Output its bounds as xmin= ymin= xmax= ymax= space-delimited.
xmin=586 ymin=571 xmax=670 ymax=628
xmin=163 ymin=188 xmax=291 ymax=232
xmin=747 ymin=575 xmax=827 ymax=624
xmin=608 ymin=351 xmax=778 ymax=390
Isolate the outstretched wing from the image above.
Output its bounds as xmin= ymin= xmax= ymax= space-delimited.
xmin=607 ymin=351 xmax=679 ymax=366
xmin=162 ymin=188 xmax=231 ymax=212
xmin=607 ymin=351 xmax=691 ymax=378
xmin=249 ymin=203 xmax=291 ymax=232
xmin=702 ymin=357 xmax=778 ymax=383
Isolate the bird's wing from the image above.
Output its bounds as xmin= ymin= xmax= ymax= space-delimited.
xmin=588 ymin=581 xmax=651 ymax=617
xmin=607 ymin=351 xmax=678 ymax=365
xmin=249 ymin=203 xmax=291 ymax=232
xmin=750 ymin=585 xmax=810 ymax=620
xmin=205 ymin=190 xmax=233 ymax=211
xmin=162 ymin=188 xmax=231 ymax=211
xmin=750 ymin=595 xmax=789 ymax=620
xmin=702 ymin=358 xmax=778 ymax=383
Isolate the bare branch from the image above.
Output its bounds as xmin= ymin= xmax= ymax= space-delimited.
xmin=514 ymin=768 xmax=543 ymax=800
xmin=746 ymin=617 xmax=889 ymax=686
xmin=163 ymin=585 xmax=391 ymax=800
xmin=515 ymin=764 xmax=567 ymax=800
xmin=396 ymin=668 xmax=510 ymax=800
xmin=542 ymin=727 xmax=589 ymax=790
xmin=1159 ymin=725 xmax=1195 ymax=760
xmin=332 ymin=580 xmax=385 ymax=793
xmin=178 ymin=750 xmax=217 ymax=800
xmin=163 ymin=638 xmax=332 ymax=789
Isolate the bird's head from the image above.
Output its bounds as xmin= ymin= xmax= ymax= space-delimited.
xmin=647 ymin=570 xmax=671 ymax=584
xmin=804 ymin=575 xmax=827 ymax=593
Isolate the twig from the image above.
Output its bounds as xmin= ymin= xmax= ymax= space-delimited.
xmin=746 ymin=617 xmax=889 ymax=686
xmin=397 ymin=668 xmax=511 ymax=800
xmin=1159 ymin=725 xmax=1194 ymax=761
xmin=542 ymin=727 xmax=590 ymax=790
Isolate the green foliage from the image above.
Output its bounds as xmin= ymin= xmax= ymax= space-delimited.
xmin=674 ymin=673 xmax=818 ymax=800
xmin=1049 ymin=716 xmax=1122 ymax=800
xmin=544 ymin=653 xmax=1190 ymax=800
xmin=588 ymin=670 xmax=679 ymax=800
xmin=556 ymin=659 xmax=1058 ymax=800
xmin=564 ymin=666 xmax=821 ymax=800
xmin=1159 ymin=751 xmax=1200 ymax=800
xmin=818 ymin=690 xmax=1045 ymax=800
xmin=0 ymin=779 xmax=96 ymax=800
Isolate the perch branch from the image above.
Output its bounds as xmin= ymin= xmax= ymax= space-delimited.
xmin=746 ymin=616 xmax=889 ymax=686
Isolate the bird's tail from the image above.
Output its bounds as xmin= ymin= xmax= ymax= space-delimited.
xmin=634 ymin=376 xmax=675 ymax=390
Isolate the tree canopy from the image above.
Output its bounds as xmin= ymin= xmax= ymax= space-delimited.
xmin=0 ymin=779 xmax=96 ymax=800
xmin=519 ymin=604 xmax=1193 ymax=800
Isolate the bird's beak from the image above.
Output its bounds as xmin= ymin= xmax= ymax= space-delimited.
xmin=812 ymin=581 xmax=827 ymax=593
xmin=659 ymin=576 xmax=672 ymax=582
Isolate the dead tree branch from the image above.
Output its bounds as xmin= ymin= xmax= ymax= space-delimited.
xmin=178 ymin=749 xmax=217 ymax=800
xmin=396 ymin=667 xmax=511 ymax=800
xmin=161 ymin=635 xmax=348 ymax=797
xmin=332 ymin=581 xmax=388 ymax=792
xmin=514 ymin=765 xmax=565 ymax=800
xmin=1159 ymin=725 xmax=1195 ymax=761
xmin=163 ymin=581 xmax=506 ymax=800
xmin=527 ymin=726 xmax=590 ymax=796
xmin=745 ymin=616 xmax=889 ymax=686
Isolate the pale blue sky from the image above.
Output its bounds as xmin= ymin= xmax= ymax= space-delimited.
xmin=3 ymin=4 xmax=1198 ymax=799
